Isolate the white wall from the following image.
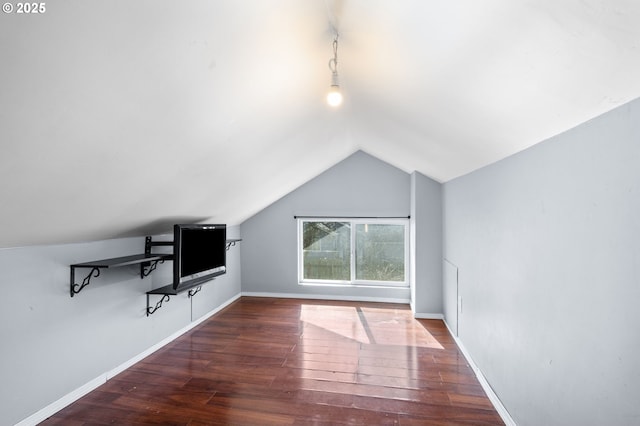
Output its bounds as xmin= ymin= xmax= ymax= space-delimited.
xmin=443 ymin=99 xmax=640 ymax=425
xmin=410 ymin=171 xmax=443 ymax=315
xmin=0 ymin=227 xmax=241 ymax=425
xmin=240 ymin=151 xmax=413 ymax=302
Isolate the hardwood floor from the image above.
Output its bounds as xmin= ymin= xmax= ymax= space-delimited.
xmin=42 ymin=297 xmax=504 ymax=425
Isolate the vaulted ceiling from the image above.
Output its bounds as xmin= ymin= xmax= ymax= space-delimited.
xmin=2 ymin=0 xmax=640 ymax=247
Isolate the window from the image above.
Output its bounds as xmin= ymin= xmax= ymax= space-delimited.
xmin=298 ymin=218 xmax=409 ymax=287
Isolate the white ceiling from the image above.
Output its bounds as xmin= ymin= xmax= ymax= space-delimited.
xmin=2 ymin=0 xmax=640 ymax=247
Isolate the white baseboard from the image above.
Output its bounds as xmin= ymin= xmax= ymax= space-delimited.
xmin=15 ymin=374 xmax=106 ymax=426
xmin=16 ymin=293 xmax=241 ymax=426
xmin=106 ymin=292 xmax=240 ymax=380
xmin=241 ymin=291 xmax=410 ymax=305
xmin=413 ymin=312 xmax=444 ymax=320
xmin=443 ymin=321 xmax=517 ymax=426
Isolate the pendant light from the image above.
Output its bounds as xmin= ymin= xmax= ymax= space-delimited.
xmin=327 ymin=34 xmax=343 ymax=107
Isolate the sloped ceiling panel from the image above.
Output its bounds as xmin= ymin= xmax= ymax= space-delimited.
xmin=341 ymin=0 xmax=640 ymax=178
xmin=1 ymin=0 xmax=640 ymax=247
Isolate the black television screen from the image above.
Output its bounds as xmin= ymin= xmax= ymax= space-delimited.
xmin=174 ymin=224 xmax=226 ymax=290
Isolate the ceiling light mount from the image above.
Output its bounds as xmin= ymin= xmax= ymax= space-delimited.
xmin=327 ymin=33 xmax=343 ymax=107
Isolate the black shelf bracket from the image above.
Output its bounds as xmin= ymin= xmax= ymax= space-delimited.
xmin=70 ymin=266 xmax=101 ymax=297
xmin=146 ymin=294 xmax=170 ymax=316
xmin=140 ymin=258 xmax=165 ymax=279
xmin=188 ymin=286 xmax=202 ymax=298
xmin=225 ymin=238 xmax=242 ymax=251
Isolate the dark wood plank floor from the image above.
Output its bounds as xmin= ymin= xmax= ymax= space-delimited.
xmin=42 ymin=297 xmax=504 ymax=425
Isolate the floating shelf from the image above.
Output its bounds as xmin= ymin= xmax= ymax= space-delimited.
xmin=70 ymin=253 xmax=173 ymax=297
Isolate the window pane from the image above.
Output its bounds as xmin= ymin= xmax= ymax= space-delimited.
xmin=355 ymin=224 xmax=405 ymax=282
xmin=303 ymin=222 xmax=351 ymax=281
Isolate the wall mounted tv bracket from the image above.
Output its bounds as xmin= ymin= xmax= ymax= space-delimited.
xmin=69 ymin=237 xmax=173 ymax=297
xmin=142 ymin=236 xmax=174 ymax=276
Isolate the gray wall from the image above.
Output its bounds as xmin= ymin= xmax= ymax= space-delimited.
xmin=0 ymin=226 xmax=241 ymax=425
xmin=410 ymin=171 xmax=443 ymax=315
xmin=241 ymin=151 xmax=412 ymax=302
xmin=443 ymin=99 xmax=640 ymax=425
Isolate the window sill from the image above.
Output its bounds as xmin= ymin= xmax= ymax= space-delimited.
xmin=299 ymin=281 xmax=409 ymax=289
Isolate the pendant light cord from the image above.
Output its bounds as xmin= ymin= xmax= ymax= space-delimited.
xmin=329 ymin=34 xmax=339 ymax=75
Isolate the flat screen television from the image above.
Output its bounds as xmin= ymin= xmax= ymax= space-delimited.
xmin=173 ymin=224 xmax=226 ymax=290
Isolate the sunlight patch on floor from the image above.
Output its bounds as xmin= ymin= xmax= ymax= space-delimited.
xmin=299 ymin=304 xmax=443 ymax=350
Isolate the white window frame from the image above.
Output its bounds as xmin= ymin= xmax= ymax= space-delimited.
xmin=297 ymin=217 xmax=410 ymax=288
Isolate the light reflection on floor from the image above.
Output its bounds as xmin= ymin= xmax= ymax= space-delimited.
xmin=299 ymin=304 xmax=444 ymax=349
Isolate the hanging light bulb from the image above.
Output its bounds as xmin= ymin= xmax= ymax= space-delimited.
xmin=327 ymin=78 xmax=343 ymax=107
xmin=327 ymin=34 xmax=343 ymax=107
xmin=327 ymin=89 xmax=342 ymax=107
